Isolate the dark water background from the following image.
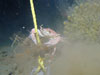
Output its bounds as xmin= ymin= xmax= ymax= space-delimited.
xmin=0 ymin=0 xmax=73 ymax=47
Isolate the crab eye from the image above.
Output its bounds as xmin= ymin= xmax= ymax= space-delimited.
xmin=49 ymin=31 xmax=51 ymax=33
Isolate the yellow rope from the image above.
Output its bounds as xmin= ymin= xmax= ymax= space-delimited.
xmin=30 ymin=1 xmax=46 ymax=74
xmin=30 ymin=0 xmax=41 ymax=44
